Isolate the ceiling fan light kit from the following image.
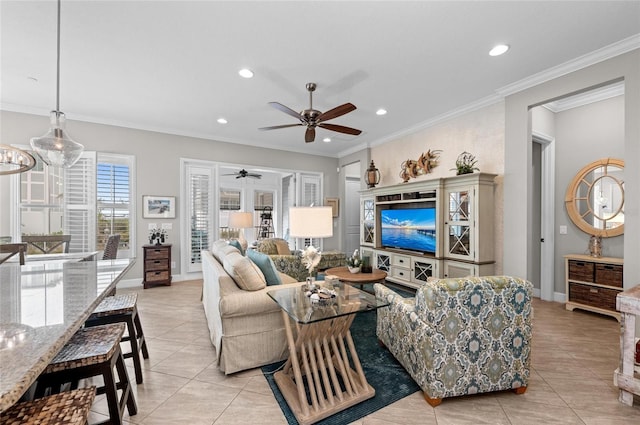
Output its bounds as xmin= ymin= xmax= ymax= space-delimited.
xmin=259 ymin=82 xmax=362 ymax=143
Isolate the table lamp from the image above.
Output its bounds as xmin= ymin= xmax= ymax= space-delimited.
xmin=289 ymin=206 xmax=333 ymax=248
xmin=228 ymin=211 xmax=253 ymax=251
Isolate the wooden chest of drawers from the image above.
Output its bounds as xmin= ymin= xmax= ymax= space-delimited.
xmin=143 ymin=244 xmax=172 ymax=288
xmin=565 ymin=254 xmax=623 ymax=321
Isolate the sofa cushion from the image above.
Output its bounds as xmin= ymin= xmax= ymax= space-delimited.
xmin=256 ymin=238 xmax=291 ymax=255
xmin=223 ymin=251 xmax=266 ymax=291
xmin=247 ymin=249 xmax=282 ymax=286
xmin=228 ymin=239 xmax=245 ymax=256
xmin=273 ymin=239 xmax=291 ymax=255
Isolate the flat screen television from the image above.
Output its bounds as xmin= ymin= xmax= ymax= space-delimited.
xmin=380 ymin=207 xmax=436 ymax=254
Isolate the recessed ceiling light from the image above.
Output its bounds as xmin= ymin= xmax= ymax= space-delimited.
xmin=238 ymin=68 xmax=254 ymax=78
xmin=376 ymin=108 xmax=387 ymax=116
xmin=323 ymin=137 xmax=331 ymax=143
xmin=217 ymin=118 xmax=228 ymax=124
xmin=489 ymin=44 xmax=509 ymax=56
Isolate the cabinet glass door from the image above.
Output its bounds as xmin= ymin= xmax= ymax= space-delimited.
xmin=413 ymin=259 xmax=437 ymax=283
xmin=446 ymin=189 xmax=472 ymax=259
xmin=362 ymin=198 xmax=375 ymax=245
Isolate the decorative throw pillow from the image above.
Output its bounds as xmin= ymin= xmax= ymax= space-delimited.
xmin=228 ymin=239 xmax=245 ymax=256
xmin=211 ymin=240 xmax=239 ymax=263
xmin=273 ymin=239 xmax=292 ymax=255
xmin=223 ymin=251 xmax=266 ymax=291
xmin=247 ymin=249 xmax=282 ymax=286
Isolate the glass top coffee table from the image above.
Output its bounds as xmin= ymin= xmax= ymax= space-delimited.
xmin=267 ymin=283 xmax=389 ymax=425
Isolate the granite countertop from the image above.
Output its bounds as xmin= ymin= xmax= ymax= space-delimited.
xmin=0 ymin=257 xmax=134 ymax=412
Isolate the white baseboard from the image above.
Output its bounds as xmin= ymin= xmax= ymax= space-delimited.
xmin=116 ymin=272 xmax=203 ymax=289
xmin=532 ymin=287 xmax=567 ymax=304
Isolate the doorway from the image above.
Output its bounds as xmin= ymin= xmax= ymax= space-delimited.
xmin=343 ymin=162 xmax=361 ymax=256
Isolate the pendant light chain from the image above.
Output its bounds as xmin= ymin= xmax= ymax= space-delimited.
xmin=55 ymin=0 xmax=61 ymax=115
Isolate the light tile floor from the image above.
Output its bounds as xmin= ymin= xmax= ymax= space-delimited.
xmin=88 ymin=280 xmax=640 ymax=424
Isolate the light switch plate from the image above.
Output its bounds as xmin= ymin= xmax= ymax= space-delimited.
xmin=162 ymin=223 xmax=172 ymax=230
xmin=148 ymin=223 xmax=156 ymax=230
xmin=559 ymin=225 xmax=568 ymax=235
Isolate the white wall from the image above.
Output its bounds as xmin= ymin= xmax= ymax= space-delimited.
xmin=1 ymin=111 xmax=340 ymax=281
xmin=505 ymin=49 xmax=640 ymax=290
xmin=369 ymin=101 xmax=506 ymax=274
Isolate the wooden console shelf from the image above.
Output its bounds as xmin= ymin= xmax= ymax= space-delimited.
xmin=614 ymin=285 xmax=640 ymax=406
xmin=564 ymin=254 xmax=623 ymax=321
xmin=143 ymin=244 xmax=172 ymax=288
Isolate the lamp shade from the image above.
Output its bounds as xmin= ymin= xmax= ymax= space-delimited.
xmin=30 ymin=112 xmax=84 ymax=168
xmin=228 ymin=211 xmax=253 ymax=229
xmin=289 ymin=206 xmax=333 ymax=238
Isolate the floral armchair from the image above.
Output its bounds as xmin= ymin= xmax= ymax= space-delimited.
xmin=374 ymin=276 xmax=533 ymax=406
xmin=254 ymin=238 xmax=346 ymax=282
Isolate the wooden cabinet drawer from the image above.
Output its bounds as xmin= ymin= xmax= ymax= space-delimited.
xmin=568 ymin=282 xmax=620 ymax=311
xmin=595 ymin=263 xmax=623 ymax=288
xmin=391 ymin=267 xmax=411 ymax=281
xmin=145 ymin=270 xmax=170 ymax=282
xmin=146 ymin=247 xmax=170 ymax=260
xmin=145 ymin=259 xmax=169 ymax=271
xmin=568 ymin=260 xmax=594 ymax=282
xmin=391 ymin=254 xmax=411 ymax=268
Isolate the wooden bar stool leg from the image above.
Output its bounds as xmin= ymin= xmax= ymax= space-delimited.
xmin=115 ymin=350 xmax=137 ymax=416
xmin=102 ymin=360 xmax=123 ymax=425
xmin=134 ymin=311 xmax=149 ymax=360
xmin=124 ymin=315 xmax=143 ymax=385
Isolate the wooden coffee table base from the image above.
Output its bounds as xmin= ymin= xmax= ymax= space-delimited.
xmin=274 ymin=310 xmax=375 ymax=425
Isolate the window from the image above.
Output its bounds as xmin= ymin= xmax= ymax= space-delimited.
xmin=15 ymin=151 xmax=134 ymax=257
xmin=219 ymin=189 xmax=241 ymax=240
xmin=185 ymin=165 xmax=213 ymax=271
xmin=96 ymin=155 xmax=133 ymax=255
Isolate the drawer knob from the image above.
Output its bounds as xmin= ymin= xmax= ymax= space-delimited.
xmin=589 ymin=288 xmax=598 ymax=293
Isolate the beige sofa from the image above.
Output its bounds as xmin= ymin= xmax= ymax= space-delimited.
xmin=201 ymin=241 xmax=305 ymax=374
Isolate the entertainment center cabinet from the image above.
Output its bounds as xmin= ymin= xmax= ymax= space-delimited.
xmin=360 ymin=173 xmax=496 ymax=289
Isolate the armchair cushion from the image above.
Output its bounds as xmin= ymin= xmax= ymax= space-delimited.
xmin=255 ymin=238 xmax=291 ymax=255
xmin=247 ymin=249 xmax=282 ymax=286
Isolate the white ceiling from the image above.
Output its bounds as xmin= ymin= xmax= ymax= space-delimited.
xmin=2 ymin=1 xmax=639 ymax=158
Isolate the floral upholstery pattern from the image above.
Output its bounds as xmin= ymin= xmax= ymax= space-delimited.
xmin=253 ymin=238 xmax=347 ymax=281
xmin=374 ymin=276 xmax=532 ymax=403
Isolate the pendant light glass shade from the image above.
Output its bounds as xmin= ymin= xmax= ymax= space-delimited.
xmin=0 ymin=144 xmax=36 ymax=175
xmin=30 ymin=111 xmax=83 ymax=168
xmin=30 ymin=0 xmax=83 ymax=168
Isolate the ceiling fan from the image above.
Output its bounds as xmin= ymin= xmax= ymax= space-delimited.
xmin=259 ymin=82 xmax=362 ymax=143
xmin=222 ymin=169 xmax=262 ymax=179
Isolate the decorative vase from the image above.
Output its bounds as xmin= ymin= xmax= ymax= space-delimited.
xmin=348 ymin=266 xmax=361 ymax=274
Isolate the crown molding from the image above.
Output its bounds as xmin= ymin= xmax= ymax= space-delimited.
xmin=496 ymin=34 xmax=640 ymax=97
xmin=543 ymin=81 xmax=624 ymax=113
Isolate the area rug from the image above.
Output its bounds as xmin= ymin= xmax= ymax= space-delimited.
xmin=262 ymin=284 xmax=420 ymax=425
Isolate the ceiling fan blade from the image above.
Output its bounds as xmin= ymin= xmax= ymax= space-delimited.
xmin=259 ymin=123 xmax=303 ymax=131
xmin=317 ymin=103 xmax=356 ymax=123
xmin=318 ymin=123 xmax=362 ymax=136
xmin=305 ymin=127 xmax=315 ymax=143
xmin=248 ymin=174 xmax=262 ymax=179
xmin=268 ymin=102 xmax=302 ymax=120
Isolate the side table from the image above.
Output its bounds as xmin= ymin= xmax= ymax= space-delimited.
xmin=614 ymin=284 xmax=640 ymax=406
xmin=324 ymin=266 xmax=387 ymax=292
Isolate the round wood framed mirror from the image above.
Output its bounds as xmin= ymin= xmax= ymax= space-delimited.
xmin=564 ymin=158 xmax=624 ymax=237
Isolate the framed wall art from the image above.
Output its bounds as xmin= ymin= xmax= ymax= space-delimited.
xmin=326 ymin=198 xmax=339 ymax=218
xmin=143 ymin=195 xmax=176 ymax=218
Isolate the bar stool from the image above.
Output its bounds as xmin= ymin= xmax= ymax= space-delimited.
xmin=85 ymin=293 xmax=149 ymax=385
xmin=35 ymin=323 xmax=137 ymax=425
xmin=0 ymin=387 xmax=96 ymax=425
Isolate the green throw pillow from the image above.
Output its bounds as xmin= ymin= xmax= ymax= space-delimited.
xmin=247 ymin=249 xmax=282 ymax=286
xmin=228 ymin=239 xmax=245 ymax=256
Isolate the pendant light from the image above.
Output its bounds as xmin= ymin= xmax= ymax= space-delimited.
xmin=30 ymin=0 xmax=83 ymax=168
xmin=0 ymin=145 xmax=36 ymax=176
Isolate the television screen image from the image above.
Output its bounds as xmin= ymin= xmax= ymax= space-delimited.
xmin=380 ymin=208 xmax=436 ymax=254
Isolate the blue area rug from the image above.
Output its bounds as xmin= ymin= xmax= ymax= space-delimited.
xmin=261 ymin=284 xmax=420 ymax=425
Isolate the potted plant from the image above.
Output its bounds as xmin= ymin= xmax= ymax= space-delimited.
xmin=452 ymin=151 xmax=480 ymax=175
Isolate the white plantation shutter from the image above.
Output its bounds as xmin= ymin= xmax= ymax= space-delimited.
xmin=295 ymin=173 xmax=323 ymax=249
xmin=63 ymin=152 xmax=96 ymax=253
xmin=187 ymin=165 xmax=214 ymax=272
